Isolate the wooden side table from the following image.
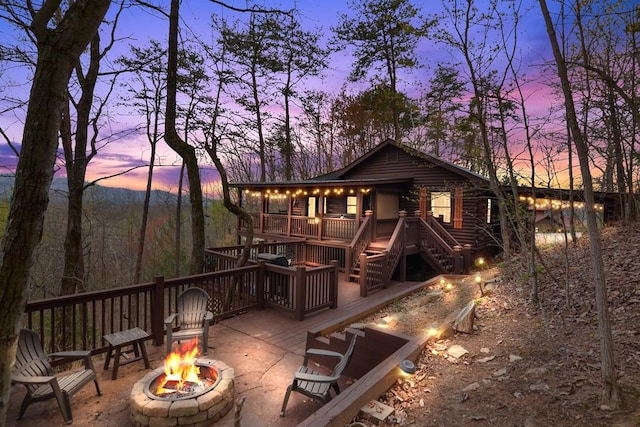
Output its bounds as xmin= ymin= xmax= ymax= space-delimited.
xmin=103 ymin=327 xmax=150 ymax=380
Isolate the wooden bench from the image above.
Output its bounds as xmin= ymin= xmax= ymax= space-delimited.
xmin=103 ymin=327 xmax=150 ymax=380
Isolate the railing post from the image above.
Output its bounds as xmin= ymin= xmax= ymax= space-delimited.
xmin=330 ymin=260 xmax=339 ymax=309
xmin=295 ymin=266 xmax=306 ymax=321
xmin=359 ymin=253 xmax=368 ymax=297
xmin=426 ymin=210 xmax=433 ymax=227
xmin=152 ymin=276 xmax=165 ymax=347
xmin=453 ymin=246 xmax=462 ymax=274
xmin=463 ymin=244 xmax=472 ymax=274
xmin=365 ymin=210 xmax=374 ymax=242
xmin=400 ymin=213 xmax=408 ymax=282
xmin=256 ymin=262 xmax=266 ymax=310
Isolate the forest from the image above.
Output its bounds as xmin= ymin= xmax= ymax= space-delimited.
xmin=0 ymin=0 xmax=638 ymax=421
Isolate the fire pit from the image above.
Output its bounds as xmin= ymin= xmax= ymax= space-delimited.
xmin=130 ymin=339 xmax=234 ymax=426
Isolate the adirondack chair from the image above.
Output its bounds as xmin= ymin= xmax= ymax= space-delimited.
xmin=12 ymin=329 xmax=102 ymax=424
xmin=280 ymin=332 xmax=358 ymax=417
xmin=164 ymin=287 xmax=213 ymax=355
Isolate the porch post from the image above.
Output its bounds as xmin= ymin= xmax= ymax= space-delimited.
xmin=359 ymin=252 xmax=368 ymax=297
xmin=365 ymin=210 xmax=374 ymax=242
xmin=330 ymin=260 xmax=339 ymax=309
xmin=152 ymin=276 xmax=165 ymax=347
xmin=318 ymin=195 xmax=324 ymax=240
xmin=399 ymin=210 xmax=407 ymax=282
xmin=453 ymin=245 xmax=462 ymax=274
xmin=287 ymin=195 xmax=292 ymax=237
xmin=463 ymin=244 xmax=472 ymax=274
xmin=261 ymin=193 xmax=267 ymax=233
xmin=356 ymin=191 xmax=363 ymax=229
xmin=256 ymin=262 xmax=265 ymax=310
xmin=295 ymin=266 xmax=306 ymax=321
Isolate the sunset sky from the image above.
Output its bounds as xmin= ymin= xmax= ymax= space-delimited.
xmin=0 ymin=1 xmax=568 ymax=194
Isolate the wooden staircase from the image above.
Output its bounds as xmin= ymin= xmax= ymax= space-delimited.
xmin=417 ymin=217 xmax=465 ymax=274
xmin=348 ymin=243 xmax=385 ymax=282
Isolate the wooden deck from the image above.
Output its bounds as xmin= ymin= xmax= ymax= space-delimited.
xmin=219 ymin=273 xmax=429 ymax=356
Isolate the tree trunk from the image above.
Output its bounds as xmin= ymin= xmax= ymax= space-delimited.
xmin=538 ymin=0 xmax=621 ymax=408
xmin=0 ymin=1 xmax=110 ymax=422
xmin=61 ymin=33 xmax=102 ymax=296
xmin=165 ymin=0 xmax=205 ymax=275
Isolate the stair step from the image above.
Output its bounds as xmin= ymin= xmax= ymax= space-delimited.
xmin=348 ymin=274 xmax=360 ymax=281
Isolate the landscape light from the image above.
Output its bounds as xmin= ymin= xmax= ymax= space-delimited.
xmin=400 ymin=359 xmax=416 ymax=375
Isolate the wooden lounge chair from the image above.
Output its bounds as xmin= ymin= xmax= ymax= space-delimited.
xmin=280 ymin=332 xmax=358 ymax=417
xmin=12 ymin=329 xmax=102 ymax=424
xmin=164 ymin=287 xmax=213 ymax=355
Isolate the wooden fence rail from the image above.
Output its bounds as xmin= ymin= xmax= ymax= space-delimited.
xmin=21 ymin=263 xmax=292 ymax=356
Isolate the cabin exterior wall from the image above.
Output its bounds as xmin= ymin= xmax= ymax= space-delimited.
xmin=339 ymin=144 xmax=495 ymax=250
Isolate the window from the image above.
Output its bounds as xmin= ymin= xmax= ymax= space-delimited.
xmin=487 ymin=199 xmax=492 ymax=223
xmin=346 ymin=196 xmax=357 ymax=214
xmin=431 ymin=191 xmax=451 ymax=223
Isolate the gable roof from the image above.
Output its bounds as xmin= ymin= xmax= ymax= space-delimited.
xmin=317 ymin=139 xmax=489 ymax=183
xmin=230 ymin=139 xmax=490 ymax=189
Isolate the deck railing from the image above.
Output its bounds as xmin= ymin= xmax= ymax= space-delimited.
xmin=241 ymin=213 xmax=358 ymax=241
xmin=22 ymin=266 xmax=262 ymax=356
xmin=204 ymin=240 xmax=306 ymax=268
xmin=358 ymin=252 xmax=387 ymax=296
xmin=22 ymin=249 xmax=340 ymax=357
xmin=262 ymin=262 xmax=339 ymax=320
xmin=205 ymin=245 xmax=340 ymax=320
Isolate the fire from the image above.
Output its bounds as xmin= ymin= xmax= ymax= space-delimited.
xmin=156 ymin=337 xmax=202 ymax=395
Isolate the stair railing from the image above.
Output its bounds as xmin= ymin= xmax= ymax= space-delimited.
xmin=424 ymin=211 xmax=461 ymax=248
xmin=359 ymin=215 xmax=406 ymax=296
xmin=346 ymin=214 xmax=372 ymax=276
xmin=418 ymin=217 xmax=461 ymax=274
xmin=383 ymin=216 xmax=405 ymax=282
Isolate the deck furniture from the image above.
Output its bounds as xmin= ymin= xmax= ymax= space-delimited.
xmin=12 ymin=329 xmax=102 ymax=424
xmin=102 ymin=327 xmax=150 ymax=380
xmin=280 ymin=333 xmax=358 ymax=417
xmin=164 ymin=287 xmax=213 ymax=355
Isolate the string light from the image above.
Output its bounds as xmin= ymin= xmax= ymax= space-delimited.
xmin=517 ymin=196 xmax=603 ymax=211
xmin=243 ymin=187 xmax=372 ymax=198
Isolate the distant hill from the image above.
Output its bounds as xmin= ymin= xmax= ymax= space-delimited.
xmin=0 ymin=176 xmax=185 ymax=206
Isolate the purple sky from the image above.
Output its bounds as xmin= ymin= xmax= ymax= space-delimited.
xmin=0 ymin=1 xmax=562 ymax=193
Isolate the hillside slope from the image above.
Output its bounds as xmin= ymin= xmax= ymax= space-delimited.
xmin=361 ymin=224 xmax=640 ymax=426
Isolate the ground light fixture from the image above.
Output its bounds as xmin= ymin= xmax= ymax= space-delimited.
xmin=475 ymin=274 xmax=485 ymax=296
xmin=400 ymin=359 xmax=416 ymax=374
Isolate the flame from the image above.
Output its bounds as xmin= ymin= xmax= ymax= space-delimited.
xmin=156 ymin=337 xmax=202 ymax=395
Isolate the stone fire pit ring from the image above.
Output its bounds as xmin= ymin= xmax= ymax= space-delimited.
xmin=130 ymin=359 xmax=234 ymax=427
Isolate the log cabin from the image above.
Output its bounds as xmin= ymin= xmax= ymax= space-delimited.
xmin=228 ymin=139 xmax=499 ymax=283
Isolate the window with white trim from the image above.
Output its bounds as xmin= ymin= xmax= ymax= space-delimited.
xmin=431 ymin=191 xmax=451 ymax=223
xmin=346 ymin=196 xmax=357 ymax=214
